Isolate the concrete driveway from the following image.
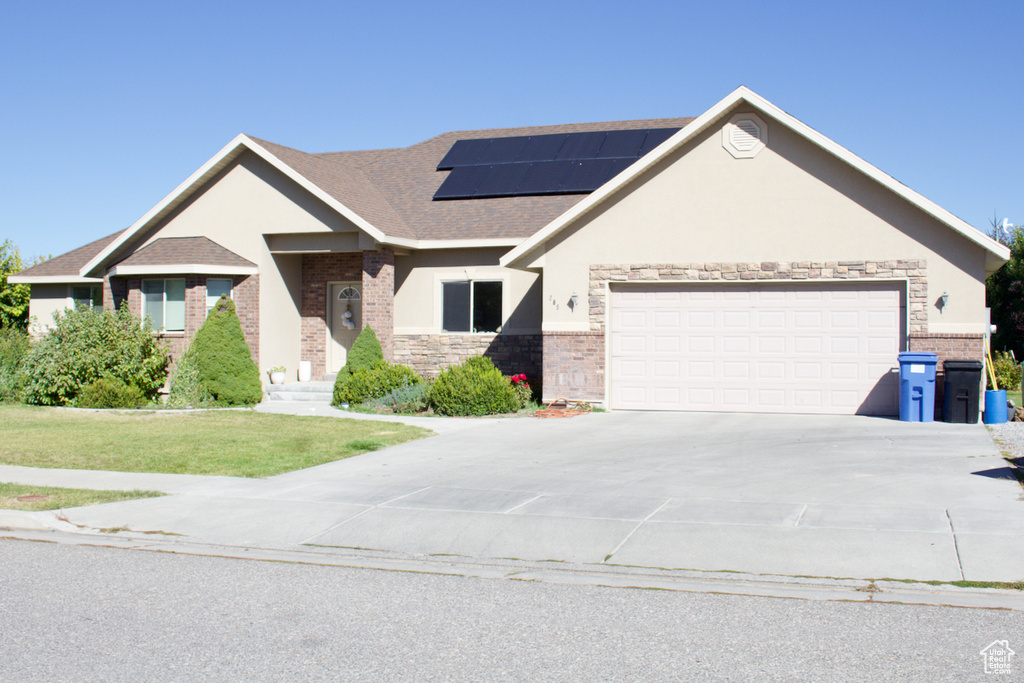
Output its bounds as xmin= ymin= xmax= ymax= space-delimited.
xmin=9 ymin=411 xmax=1024 ymax=582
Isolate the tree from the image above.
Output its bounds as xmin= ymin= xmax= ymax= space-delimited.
xmin=986 ymin=222 xmax=1024 ymax=359
xmin=0 ymin=240 xmax=31 ymax=330
xmin=189 ymin=296 xmax=263 ymax=406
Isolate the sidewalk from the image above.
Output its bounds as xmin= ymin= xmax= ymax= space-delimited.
xmin=2 ymin=409 xmax=1023 ymax=591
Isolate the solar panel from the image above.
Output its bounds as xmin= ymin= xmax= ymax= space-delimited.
xmin=517 ymin=134 xmax=567 ymax=162
xmin=558 ymin=159 xmax=616 ymax=193
xmin=638 ymin=128 xmax=678 ymax=155
xmin=517 ymin=161 xmax=572 ymax=194
xmin=433 ymin=165 xmax=490 ymax=199
xmin=596 ymin=130 xmax=646 ymax=158
xmin=477 ymin=137 xmax=528 ymax=165
xmin=555 ymin=132 xmax=605 ymax=161
xmin=437 ymin=139 xmax=490 ymax=170
xmin=433 ymin=127 xmax=682 ymax=199
xmin=474 ymin=162 xmax=532 ymax=198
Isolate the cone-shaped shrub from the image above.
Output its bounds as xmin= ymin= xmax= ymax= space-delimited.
xmin=190 ymin=296 xmax=262 ymax=406
xmin=332 ymin=325 xmax=383 ymax=405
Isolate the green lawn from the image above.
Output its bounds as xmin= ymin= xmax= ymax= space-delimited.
xmin=0 ymin=482 xmax=162 ymax=511
xmin=0 ymin=405 xmax=433 ymax=477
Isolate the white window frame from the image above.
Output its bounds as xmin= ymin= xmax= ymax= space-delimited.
xmin=142 ymin=278 xmax=186 ymax=332
xmin=440 ymin=279 xmax=503 ymax=334
xmin=206 ymin=278 xmax=233 ymax=316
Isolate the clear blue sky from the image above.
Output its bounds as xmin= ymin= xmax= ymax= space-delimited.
xmin=2 ymin=0 xmax=1021 ymax=261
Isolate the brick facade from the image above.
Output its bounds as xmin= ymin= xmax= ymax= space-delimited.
xmin=541 ymin=331 xmax=605 ymax=402
xmin=909 ymin=333 xmax=986 ymax=417
xmin=112 ymin=274 xmax=259 ymax=366
xmin=300 ymin=252 xmax=362 ymax=380
xmin=394 ymin=333 xmax=541 ymax=380
xmin=362 ymin=248 xmax=395 ymax=360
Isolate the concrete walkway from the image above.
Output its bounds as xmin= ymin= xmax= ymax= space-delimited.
xmin=2 ymin=407 xmax=1023 ymax=585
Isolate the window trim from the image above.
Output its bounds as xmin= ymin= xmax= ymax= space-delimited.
xmin=142 ymin=278 xmax=186 ymax=333
xmin=440 ymin=278 xmax=504 ymax=334
xmin=70 ymin=285 xmax=102 ymax=310
xmin=206 ymin=278 xmax=233 ymax=317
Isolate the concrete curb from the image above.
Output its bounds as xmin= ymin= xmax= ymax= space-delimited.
xmin=2 ymin=527 xmax=1021 ymax=611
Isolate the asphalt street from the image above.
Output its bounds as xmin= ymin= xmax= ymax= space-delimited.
xmin=1 ymin=538 xmax=1021 ymax=682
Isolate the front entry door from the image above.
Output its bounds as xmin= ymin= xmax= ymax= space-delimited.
xmin=330 ymin=283 xmax=362 ymax=373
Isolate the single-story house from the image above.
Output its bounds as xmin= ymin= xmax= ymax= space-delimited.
xmin=12 ymin=86 xmax=1009 ymax=415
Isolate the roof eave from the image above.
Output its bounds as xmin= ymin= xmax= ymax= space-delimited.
xmin=107 ymin=264 xmax=259 ymax=277
xmin=7 ymin=275 xmax=104 ymax=284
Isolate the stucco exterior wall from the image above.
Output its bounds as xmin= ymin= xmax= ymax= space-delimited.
xmin=539 ymin=106 xmax=992 ymax=336
xmin=107 ymin=151 xmax=363 ymax=379
xmin=26 ymin=283 xmax=74 ymax=335
xmin=394 ymin=248 xmax=541 ymax=334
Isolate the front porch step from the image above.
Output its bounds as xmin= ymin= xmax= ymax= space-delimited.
xmin=266 ymin=381 xmax=334 ymax=402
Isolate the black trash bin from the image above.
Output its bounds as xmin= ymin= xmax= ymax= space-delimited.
xmin=943 ymin=360 xmax=983 ymax=423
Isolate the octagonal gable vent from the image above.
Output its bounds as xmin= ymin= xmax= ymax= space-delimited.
xmin=723 ymin=113 xmax=767 ymax=158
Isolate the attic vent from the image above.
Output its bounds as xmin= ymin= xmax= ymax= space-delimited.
xmin=722 ymin=113 xmax=767 ymax=159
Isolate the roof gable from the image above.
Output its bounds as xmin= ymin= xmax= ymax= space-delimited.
xmin=501 ymin=87 xmax=1010 ymax=271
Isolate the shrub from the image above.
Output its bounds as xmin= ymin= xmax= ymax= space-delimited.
xmin=362 ymin=382 xmax=430 ymax=414
xmin=989 ymin=350 xmax=1022 ymax=392
xmin=167 ymin=345 xmax=214 ymax=408
xmin=332 ymin=325 xmax=384 ymax=402
xmin=428 ymin=355 xmax=520 ymax=416
xmin=0 ymin=326 xmax=29 ymax=403
xmin=510 ymin=373 xmax=532 ymax=409
xmin=76 ymin=376 xmax=148 ymax=409
xmin=189 ymin=297 xmax=262 ymax=406
xmin=22 ymin=305 xmax=168 ymax=406
xmin=334 ymin=360 xmax=422 ymax=406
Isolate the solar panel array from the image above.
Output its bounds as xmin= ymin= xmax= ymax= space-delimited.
xmin=433 ymin=128 xmax=680 ymax=200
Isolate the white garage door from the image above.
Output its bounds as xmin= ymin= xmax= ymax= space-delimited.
xmin=609 ymin=282 xmax=903 ymax=414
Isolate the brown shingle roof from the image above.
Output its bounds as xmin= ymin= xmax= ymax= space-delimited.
xmin=115 ymin=237 xmax=255 ymax=269
xmin=33 ymin=116 xmax=697 ymax=277
xmin=253 ymin=116 xmax=695 ymax=242
xmin=14 ymin=229 xmax=127 ymax=278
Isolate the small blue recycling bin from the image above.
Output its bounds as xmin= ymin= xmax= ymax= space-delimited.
xmin=897 ymin=352 xmax=938 ymax=422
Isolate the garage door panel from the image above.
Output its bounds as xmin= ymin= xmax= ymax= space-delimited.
xmin=722 ymin=336 xmax=750 ymax=353
xmin=610 ymin=282 xmax=903 ymax=415
xmin=614 ymin=334 xmax=648 ymax=354
xmin=688 ymin=336 xmax=714 ymax=352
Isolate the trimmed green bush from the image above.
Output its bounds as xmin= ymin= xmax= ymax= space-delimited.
xmin=332 ymin=325 xmax=385 ymax=403
xmin=167 ymin=345 xmax=214 ymax=408
xmin=76 ymin=376 xmax=148 ymax=409
xmin=189 ymin=297 xmax=262 ymax=406
xmin=22 ymin=305 xmax=168 ymax=406
xmin=428 ymin=355 xmax=520 ymax=416
xmin=0 ymin=326 xmax=30 ymax=403
xmin=334 ymin=360 xmax=423 ymax=406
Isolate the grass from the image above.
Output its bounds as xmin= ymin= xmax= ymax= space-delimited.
xmin=0 ymin=482 xmax=162 ymax=511
xmin=0 ymin=404 xmax=432 ymax=478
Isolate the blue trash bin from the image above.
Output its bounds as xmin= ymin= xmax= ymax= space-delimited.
xmin=983 ymin=389 xmax=1008 ymax=424
xmin=897 ymin=352 xmax=938 ymax=422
